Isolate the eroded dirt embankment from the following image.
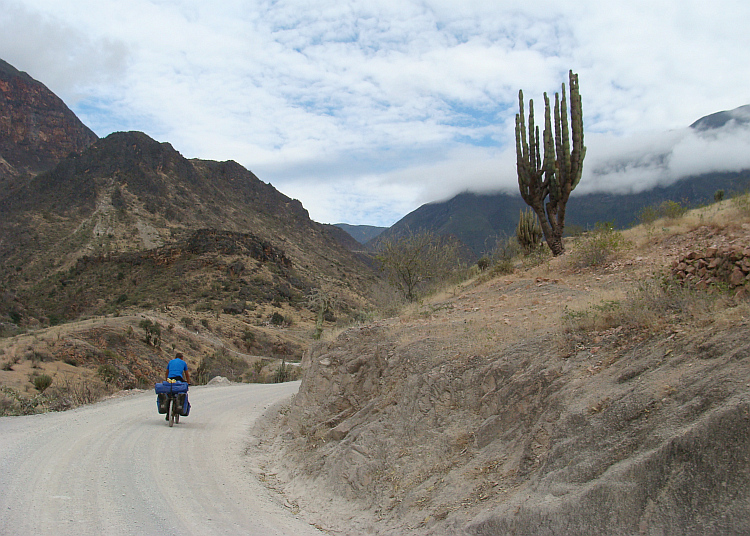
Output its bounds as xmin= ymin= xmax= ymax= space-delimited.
xmin=252 ymin=219 xmax=750 ymax=535
xmin=254 ymin=311 xmax=750 ymax=535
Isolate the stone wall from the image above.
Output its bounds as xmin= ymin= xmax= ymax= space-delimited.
xmin=671 ymin=246 xmax=750 ymax=292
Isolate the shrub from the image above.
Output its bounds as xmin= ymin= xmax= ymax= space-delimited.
xmin=195 ymin=349 xmax=249 ymax=384
xmin=731 ymin=191 xmax=750 ymax=216
xmin=242 ymin=329 xmax=255 ymax=344
xmin=569 ymin=222 xmax=629 ymax=268
xmin=270 ymin=312 xmax=285 ymax=326
xmin=33 ymin=374 xmax=53 ymax=393
xmin=492 ymin=259 xmax=515 ymax=276
xmin=97 ymin=364 xmax=119 ymax=384
xmin=139 ymin=319 xmax=162 ymax=346
xmin=638 ymin=199 xmax=688 ymax=225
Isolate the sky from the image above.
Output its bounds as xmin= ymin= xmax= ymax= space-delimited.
xmin=2 ymin=0 xmax=750 ymax=227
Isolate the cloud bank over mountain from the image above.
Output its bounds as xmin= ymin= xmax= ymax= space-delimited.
xmin=2 ymin=0 xmax=749 ymax=225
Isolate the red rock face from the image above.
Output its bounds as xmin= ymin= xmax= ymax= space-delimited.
xmin=0 ymin=59 xmax=98 ymax=179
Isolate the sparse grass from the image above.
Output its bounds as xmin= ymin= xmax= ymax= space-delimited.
xmin=562 ymin=273 xmax=732 ymax=337
xmin=638 ymin=200 xmax=689 ymax=225
xmin=568 ymin=222 xmax=630 ymax=269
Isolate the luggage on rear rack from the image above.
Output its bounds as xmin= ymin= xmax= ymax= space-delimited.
xmin=177 ymin=393 xmax=191 ymax=416
xmin=155 ymin=381 xmax=189 ymax=416
xmin=156 ymin=393 xmax=168 ymax=414
xmin=154 ymin=380 xmax=188 ymax=394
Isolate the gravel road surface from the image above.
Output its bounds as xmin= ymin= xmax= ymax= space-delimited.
xmin=0 ymin=381 xmax=325 ymax=535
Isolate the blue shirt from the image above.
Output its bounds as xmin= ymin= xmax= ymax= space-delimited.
xmin=167 ymin=358 xmax=188 ymax=380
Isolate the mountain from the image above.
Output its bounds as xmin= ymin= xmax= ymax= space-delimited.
xmin=690 ymin=104 xmax=750 ymax=130
xmin=0 ymin=59 xmax=97 ymax=195
xmin=0 ymin=130 xmax=377 ymax=324
xmin=0 ymin=58 xmax=378 ymax=360
xmin=334 ymin=223 xmax=386 ymax=244
xmin=376 ymin=106 xmax=750 ymax=258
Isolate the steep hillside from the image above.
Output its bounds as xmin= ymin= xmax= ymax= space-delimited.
xmin=0 ymin=131 xmax=377 ymax=321
xmin=0 ymin=60 xmax=382 ymax=406
xmin=253 ymin=198 xmax=750 ymax=535
xmin=0 ymin=59 xmax=97 ymax=194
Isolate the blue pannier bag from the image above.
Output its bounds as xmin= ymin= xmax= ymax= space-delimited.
xmin=154 ymin=380 xmax=188 ymax=394
xmin=179 ymin=394 xmax=191 ymax=416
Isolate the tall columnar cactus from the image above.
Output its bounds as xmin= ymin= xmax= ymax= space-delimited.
xmin=515 ymin=70 xmax=586 ymax=256
xmin=516 ymin=207 xmax=542 ymax=254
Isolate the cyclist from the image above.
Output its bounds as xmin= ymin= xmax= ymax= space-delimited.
xmin=165 ymin=352 xmax=191 ymax=384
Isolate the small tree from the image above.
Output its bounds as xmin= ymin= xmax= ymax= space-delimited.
xmin=139 ymin=319 xmax=162 ymax=347
xmin=376 ymin=231 xmax=459 ymax=302
xmin=515 ymin=70 xmax=586 ymax=256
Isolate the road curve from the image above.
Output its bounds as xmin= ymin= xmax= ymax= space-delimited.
xmin=0 ymin=382 xmax=324 ymax=536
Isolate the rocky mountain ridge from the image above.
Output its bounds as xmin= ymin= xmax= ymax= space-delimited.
xmin=0 ymin=58 xmax=97 ymax=193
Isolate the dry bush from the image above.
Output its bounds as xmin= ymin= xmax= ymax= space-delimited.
xmin=568 ymin=222 xmax=630 ymax=269
xmin=47 ymin=374 xmax=109 ymax=410
xmin=33 ymin=374 xmax=53 ymax=393
xmin=562 ymin=274 xmax=731 ymax=337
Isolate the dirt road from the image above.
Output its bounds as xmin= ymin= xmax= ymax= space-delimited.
xmin=0 ymin=382 xmax=325 ymax=535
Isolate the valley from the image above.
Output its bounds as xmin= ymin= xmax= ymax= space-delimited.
xmin=2 ymin=56 xmax=750 ymax=535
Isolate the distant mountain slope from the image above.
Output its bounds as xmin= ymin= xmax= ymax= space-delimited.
xmin=376 ymin=104 xmax=750 ymax=258
xmin=335 ymin=223 xmax=387 ymax=244
xmin=0 ymin=59 xmax=97 ymax=194
xmin=0 ymin=130 xmax=376 ymax=325
xmin=690 ymin=104 xmax=750 ymax=130
xmin=375 ymin=171 xmax=750 ymax=258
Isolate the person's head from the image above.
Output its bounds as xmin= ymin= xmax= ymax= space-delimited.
xmin=175 ymin=352 xmax=184 ymax=361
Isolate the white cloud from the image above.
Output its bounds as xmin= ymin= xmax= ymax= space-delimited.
xmin=2 ymin=0 xmax=750 ymax=226
xmin=0 ymin=0 xmax=128 ymax=103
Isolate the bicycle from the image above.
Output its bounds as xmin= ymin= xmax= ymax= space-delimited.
xmin=155 ymin=380 xmax=190 ymax=427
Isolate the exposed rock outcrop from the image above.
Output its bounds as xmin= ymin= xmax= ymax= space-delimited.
xmin=0 ymin=58 xmax=97 ymax=189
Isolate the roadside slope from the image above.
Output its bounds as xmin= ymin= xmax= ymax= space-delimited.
xmin=253 ymin=201 xmax=750 ymax=535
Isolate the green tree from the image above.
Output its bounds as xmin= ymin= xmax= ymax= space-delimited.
xmin=515 ymin=70 xmax=586 ymax=256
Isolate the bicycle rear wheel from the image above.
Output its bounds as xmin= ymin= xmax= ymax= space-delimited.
xmin=168 ymin=398 xmax=175 ymax=427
